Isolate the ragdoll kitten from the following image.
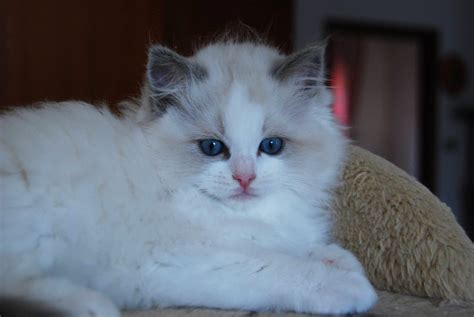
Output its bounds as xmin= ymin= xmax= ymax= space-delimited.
xmin=0 ymin=39 xmax=377 ymax=316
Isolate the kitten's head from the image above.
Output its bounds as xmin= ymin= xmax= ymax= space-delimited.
xmin=139 ymin=40 xmax=345 ymax=207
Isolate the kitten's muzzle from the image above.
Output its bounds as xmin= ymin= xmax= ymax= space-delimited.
xmin=232 ymin=173 xmax=256 ymax=192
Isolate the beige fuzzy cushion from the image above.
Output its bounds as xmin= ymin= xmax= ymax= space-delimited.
xmin=332 ymin=145 xmax=474 ymax=300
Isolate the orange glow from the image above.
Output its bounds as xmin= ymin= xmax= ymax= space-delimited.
xmin=332 ymin=60 xmax=350 ymax=126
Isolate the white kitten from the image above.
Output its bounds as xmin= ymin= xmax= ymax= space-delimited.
xmin=0 ymin=39 xmax=377 ymax=316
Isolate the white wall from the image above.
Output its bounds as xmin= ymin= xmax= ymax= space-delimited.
xmin=295 ymin=0 xmax=474 ymax=219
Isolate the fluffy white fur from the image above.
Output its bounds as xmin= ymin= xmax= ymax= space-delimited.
xmin=0 ymin=41 xmax=377 ymax=316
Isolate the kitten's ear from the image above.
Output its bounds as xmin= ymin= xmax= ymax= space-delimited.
xmin=146 ymin=44 xmax=207 ymax=94
xmin=272 ymin=44 xmax=326 ymax=94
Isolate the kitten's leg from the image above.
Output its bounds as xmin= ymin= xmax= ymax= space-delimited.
xmin=8 ymin=277 xmax=121 ymax=317
xmin=310 ymin=243 xmax=366 ymax=273
xmin=143 ymin=247 xmax=377 ymax=314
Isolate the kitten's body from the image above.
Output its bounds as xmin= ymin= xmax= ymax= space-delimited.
xmin=0 ymin=41 xmax=376 ymax=316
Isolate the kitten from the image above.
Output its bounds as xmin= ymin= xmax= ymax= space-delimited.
xmin=0 ymin=39 xmax=377 ymax=316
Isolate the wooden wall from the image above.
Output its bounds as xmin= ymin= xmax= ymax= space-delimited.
xmin=2 ymin=0 xmax=164 ymax=107
xmin=1 ymin=0 xmax=292 ymax=108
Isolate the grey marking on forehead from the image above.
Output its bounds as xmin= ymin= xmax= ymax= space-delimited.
xmin=217 ymin=112 xmax=226 ymax=136
xmin=246 ymin=80 xmax=268 ymax=105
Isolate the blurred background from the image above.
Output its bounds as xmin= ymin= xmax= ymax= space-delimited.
xmin=1 ymin=0 xmax=473 ymax=238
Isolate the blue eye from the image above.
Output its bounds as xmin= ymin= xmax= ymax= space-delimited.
xmin=199 ymin=139 xmax=225 ymax=156
xmin=259 ymin=137 xmax=283 ymax=155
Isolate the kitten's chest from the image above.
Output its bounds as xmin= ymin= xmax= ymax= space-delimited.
xmin=171 ymin=191 xmax=327 ymax=255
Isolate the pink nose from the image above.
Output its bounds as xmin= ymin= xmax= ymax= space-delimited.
xmin=232 ymin=173 xmax=256 ymax=190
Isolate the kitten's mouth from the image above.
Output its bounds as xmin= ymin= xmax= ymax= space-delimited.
xmin=230 ymin=192 xmax=257 ymax=201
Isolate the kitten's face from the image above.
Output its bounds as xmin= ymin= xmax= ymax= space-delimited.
xmin=142 ymin=42 xmax=345 ymax=207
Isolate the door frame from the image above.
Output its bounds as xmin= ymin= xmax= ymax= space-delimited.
xmin=325 ymin=19 xmax=439 ymax=192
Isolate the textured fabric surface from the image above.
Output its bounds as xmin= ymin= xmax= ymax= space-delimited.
xmin=123 ymin=291 xmax=474 ymax=317
xmin=332 ymin=145 xmax=474 ymax=300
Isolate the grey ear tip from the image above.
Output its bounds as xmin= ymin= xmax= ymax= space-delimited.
xmin=147 ymin=45 xmax=181 ymax=72
xmin=148 ymin=44 xmax=174 ymax=58
xmin=148 ymin=44 xmax=161 ymax=53
xmin=306 ymin=42 xmax=327 ymax=55
xmin=319 ymin=37 xmax=331 ymax=47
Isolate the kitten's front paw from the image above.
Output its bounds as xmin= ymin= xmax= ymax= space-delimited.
xmin=311 ymin=244 xmax=365 ymax=274
xmin=299 ymin=270 xmax=377 ymax=314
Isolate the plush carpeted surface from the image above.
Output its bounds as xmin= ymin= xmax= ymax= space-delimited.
xmin=123 ymin=290 xmax=474 ymax=317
